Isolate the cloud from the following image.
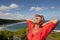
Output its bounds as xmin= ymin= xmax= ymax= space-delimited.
xmin=30 ymin=7 xmax=35 ymax=11
xmin=35 ymin=7 xmax=43 ymax=11
xmin=30 ymin=7 xmax=44 ymax=11
xmin=0 ymin=3 xmax=19 ymax=11
xmin=50 ymin=6 xmax=60 ymax=10
xmin=9 ymin=3 xmax=19 ymax=8
xmin=50 ymin=6 xmax=55 ymax=9
xmin=0 ymin=3 xmax=25 ymax=20
xmin=0 ymin=12 xmax=25 ymax=20
xmin=0 ymin=5 xmax=9 ymax=10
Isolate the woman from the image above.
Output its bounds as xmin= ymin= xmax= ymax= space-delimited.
xmin=26 ymin=14 xmax=58 ymax=40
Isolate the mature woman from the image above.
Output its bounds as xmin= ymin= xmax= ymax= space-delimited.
xmin=26 ymin=14 xmax=58 ymax=40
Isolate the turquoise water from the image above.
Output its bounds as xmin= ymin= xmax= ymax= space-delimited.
xmin=5 ymin=21 xmax=60 ymax=32
xmin=5 ymin=22 xmax=27 ymax=32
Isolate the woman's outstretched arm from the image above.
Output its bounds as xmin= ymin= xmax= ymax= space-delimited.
xmin=42 ymin=19 xmax=58 ymax=37
xmin=26 ymin=18 xmax=34 ymax=30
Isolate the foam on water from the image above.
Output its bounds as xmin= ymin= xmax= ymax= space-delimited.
xmin=0 ymin=27 xmax=5 ymax=30
xmin=54 ymin=30 xmax=60 ymax=32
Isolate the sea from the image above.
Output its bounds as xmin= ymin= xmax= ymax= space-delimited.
xmin=0 ymin=21 xmax=60 ymax=32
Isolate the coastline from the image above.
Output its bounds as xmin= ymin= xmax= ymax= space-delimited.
xmin=53 ymin=30 xmax=60 ymax=32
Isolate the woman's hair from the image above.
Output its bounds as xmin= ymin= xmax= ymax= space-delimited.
xmin=41 ymin=15 xmax=45 ymax=22
xmin=35 ymin=14 xmax=45 ymax=22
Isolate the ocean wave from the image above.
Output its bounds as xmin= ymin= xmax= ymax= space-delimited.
xmin=0 ymin=27 xmax=5 ymax=30
xmin=53 ymin=30 xmax=60 ymax=32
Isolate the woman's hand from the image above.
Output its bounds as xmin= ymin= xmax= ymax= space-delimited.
xmin=51 ymin=19 xmax=58 ymax=24
xmin=26 ymin=18 xmax=34 ymax=22
xmin=42 ymin=19 xmax=58 ymax=26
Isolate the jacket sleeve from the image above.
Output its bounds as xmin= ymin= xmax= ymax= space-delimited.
xmin=42 ymin=22 xmax=57 ymax=37
xmin=27 ymin=20 xmax=34 ymax=30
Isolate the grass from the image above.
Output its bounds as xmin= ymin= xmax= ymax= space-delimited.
xmin=48 ymin=32 xmax=60 ymax=40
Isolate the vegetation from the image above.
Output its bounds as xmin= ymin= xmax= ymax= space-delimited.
xmin=48 ymin=32 xmax=60 ymax=40
xmin=0 ymin=28 xmax=60 ymax=40
xmin=15 ymin=28 xmax=28 ymax=40
xmin=0 ymin=30 xmax=14 ymax=40
xmin=0 ymin=28 xmax=28 ymax=40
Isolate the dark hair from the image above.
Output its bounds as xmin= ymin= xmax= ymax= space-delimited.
xmin=39 ymin=15 xmax=45 ymax=27
xmin=41 ymin=15 xmax=45 ymax=22
xmin=35 ymin=14 xmax=45 ymax=22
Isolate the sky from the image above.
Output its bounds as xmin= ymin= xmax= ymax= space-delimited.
xmin=0 ymin=0 xmax=60 ymax=20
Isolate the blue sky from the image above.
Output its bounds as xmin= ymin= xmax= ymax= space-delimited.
xmin=0 ymin=0 xmax=60 ymax=20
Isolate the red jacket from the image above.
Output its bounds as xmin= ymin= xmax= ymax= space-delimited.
xmin=27 ymin=20 xmax=56 ymax=40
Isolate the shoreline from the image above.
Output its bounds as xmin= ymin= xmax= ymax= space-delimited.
xmin=53 ymin=30 xmax=60 ymax=32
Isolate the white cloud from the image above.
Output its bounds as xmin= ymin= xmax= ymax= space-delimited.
xmin=30 ymin=7 xmax=44 ymax=11
xmin=0 ymin=3 xmax=19 ymax=11
xmin=4 ymin=13 xmax=10 ymax=15
xmin=0 ymin=12 xmax=25 ymax=20
xmin=50 ymin=6 xmax=55 ymax=8
xmin=30 ymin=7 xmax=35 ymax=11
xmin=35 ymin=7 xmax=43 ymax=11
xmin=0 ymin=5 xmax=9 ymax=10
xmin=0 ymin=3 xmax=25 ymax=20
xmin=10 ymin=3 xmax=19 ymax=8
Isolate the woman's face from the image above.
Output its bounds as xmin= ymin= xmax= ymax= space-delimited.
xmin=34 ymin=16 xmax=43 ymax=24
